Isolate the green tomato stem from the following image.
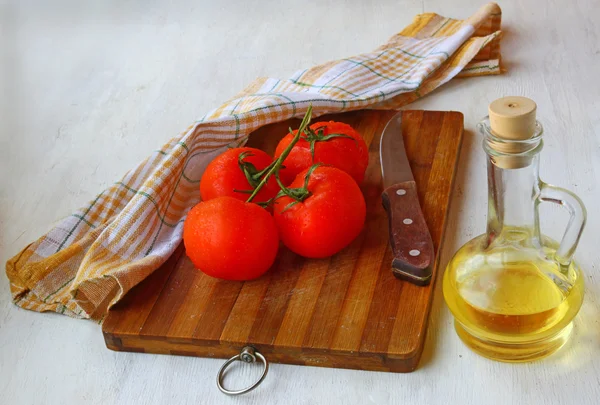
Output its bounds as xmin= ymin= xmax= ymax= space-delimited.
xmin=246 ymin=104 xmax=313 ymax=203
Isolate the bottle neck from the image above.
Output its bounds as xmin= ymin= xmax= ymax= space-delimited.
xmin=486 ymin=155 xmax=542 ymax=246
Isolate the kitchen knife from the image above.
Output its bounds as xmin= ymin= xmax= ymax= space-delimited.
xmin=380 ymin=112 xmax=434 ymax=286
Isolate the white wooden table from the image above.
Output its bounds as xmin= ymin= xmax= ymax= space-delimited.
xmin=2 ymin=1 xmax=599 ymax=404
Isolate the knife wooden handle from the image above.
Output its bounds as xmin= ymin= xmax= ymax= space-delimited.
xmin=381 ymin=180 xmax=434 ymax=286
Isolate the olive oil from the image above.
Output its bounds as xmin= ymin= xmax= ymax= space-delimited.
xmin=444 ymin=234 xmax=584 ymax=361
xmin=443 ymin=97 xmax=586 ymax=362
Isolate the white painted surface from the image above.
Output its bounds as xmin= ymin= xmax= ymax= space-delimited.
xmin=1 ymin=0 xmax=599 ymax=404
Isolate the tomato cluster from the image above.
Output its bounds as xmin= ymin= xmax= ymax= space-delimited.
xmin=183 ymin=108 xmax=368 ymax=281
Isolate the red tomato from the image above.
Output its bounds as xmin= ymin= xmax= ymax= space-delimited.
xmin=200 ymin=147 xmax=278 ymax=203
xmin=273 ymin=166 xmax=366 ymax=258
xmin=183 ymin=196 xmax=279 ymax=280
xmin=274 ymin=121 xmax=368 ymax=186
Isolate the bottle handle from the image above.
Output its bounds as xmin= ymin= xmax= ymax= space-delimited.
xmin=537 ymin=182 xmax=587 ymax=266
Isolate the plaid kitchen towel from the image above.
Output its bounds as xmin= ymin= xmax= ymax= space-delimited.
xmin=6 ymin=3 xmax=502 ymax=320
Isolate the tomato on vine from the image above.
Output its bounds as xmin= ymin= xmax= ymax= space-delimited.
xmin=200 ymin=147 xmax=279 ymax=204
xmin=274 ymin=121 xmax=368 ymax=186
xmin=183 ymin=196 xmax=279 ymax=280
xmin=273 ymin=165 xmax=366 ymax=258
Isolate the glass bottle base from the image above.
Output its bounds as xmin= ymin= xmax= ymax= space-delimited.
xmin=454 ymin=320 xmax=572 ymax=362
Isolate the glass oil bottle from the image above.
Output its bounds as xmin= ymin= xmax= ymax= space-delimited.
xmin=443 ymin=97 xmax=586 ymax=362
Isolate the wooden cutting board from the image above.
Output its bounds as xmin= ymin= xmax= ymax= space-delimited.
xmin=102 ymin=109 xmax=463 ymax=372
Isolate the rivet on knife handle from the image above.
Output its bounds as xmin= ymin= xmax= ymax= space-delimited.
xmin=381 ymin=180 xmax=434 ymax=285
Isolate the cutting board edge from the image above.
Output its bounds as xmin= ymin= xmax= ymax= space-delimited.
xmin=103 ymin=331 xmax=421 ymax=373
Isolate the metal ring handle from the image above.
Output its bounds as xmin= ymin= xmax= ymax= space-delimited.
xmin=217 ymin=346 xmax=269 ymax=396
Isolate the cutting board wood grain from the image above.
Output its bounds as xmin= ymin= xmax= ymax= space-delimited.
xmin=102 ymin=109 xmax=464 ymax=372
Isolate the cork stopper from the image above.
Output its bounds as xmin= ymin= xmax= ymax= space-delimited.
xmin=486 ymin=96 xmax=539 ymax=169
xmin=489 ymin=97 xmax=537 ymax=140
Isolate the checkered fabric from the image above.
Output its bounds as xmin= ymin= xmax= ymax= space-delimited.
xmin=6 ymin=3 xmax=502 ymax=320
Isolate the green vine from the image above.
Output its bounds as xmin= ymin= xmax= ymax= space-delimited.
xmin=246 ymin=105 xmax=314 ymax=203
xmin=274 ymin=163 xmax=322 ymax=212
xmin=301 ymin=124 xmax=356 ymax=159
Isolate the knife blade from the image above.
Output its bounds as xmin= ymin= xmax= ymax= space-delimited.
xmin=380 ymin=112 xmax=434 ymax=286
